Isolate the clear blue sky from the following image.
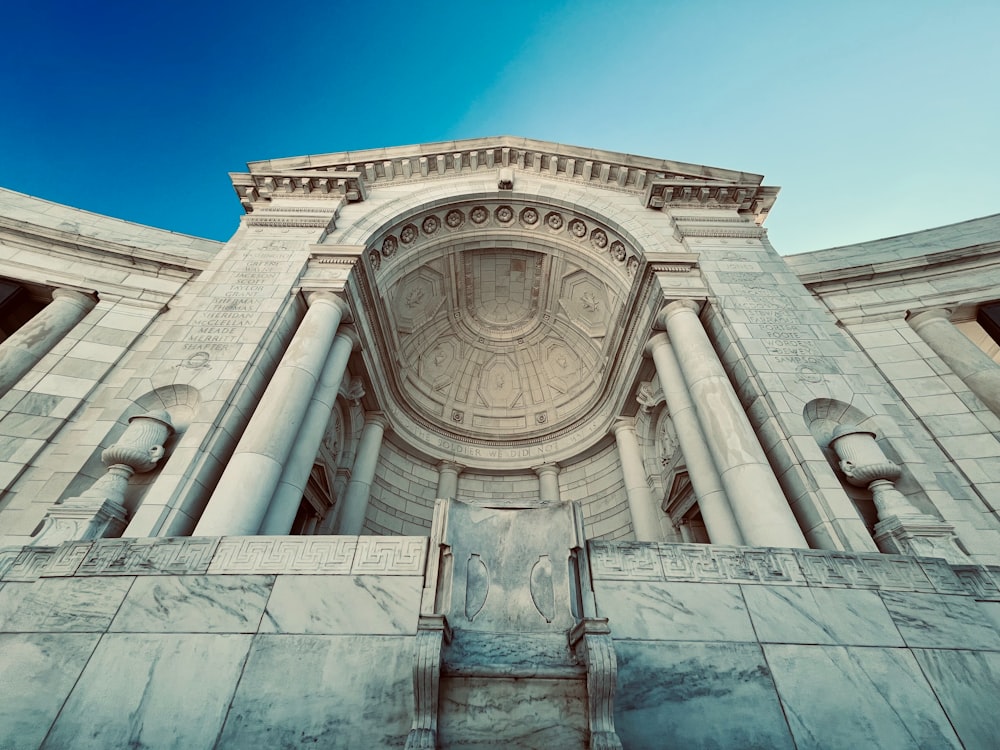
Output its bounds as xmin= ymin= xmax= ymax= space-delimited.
xmin=1 ymin=1 xmax=998 ymax=254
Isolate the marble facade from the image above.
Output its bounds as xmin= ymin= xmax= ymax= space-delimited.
xmin=1 ymin=136 xmax=1000 ymax=747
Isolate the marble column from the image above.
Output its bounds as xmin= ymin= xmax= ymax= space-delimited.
xmin=436 ymin=460 xmax=462 ymax=500
xmin=336 ymin=412 xmax=389 ymax=535
xmin=534 ymin=463 xmax=561 ymax=503
xmin=194 ymin=293 xmax=349 ymax=536
xmin=612 ymin=419 xmax=662 ymax=542
xmin=0 ymin=288 xmax=96 ymax=395
xmin=646 ymin=333 xmax=743 ymax=545
xmin=258 ymin=326 xmax=359 ymax=535
xmin=908 ymin=307 xmax=1000 ymax=417
xmin=659 ymin=300 xmax=808 ymax=548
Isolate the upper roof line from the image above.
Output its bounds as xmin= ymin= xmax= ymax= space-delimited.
xmin=245 ymin=135 xmax=765 ymax=186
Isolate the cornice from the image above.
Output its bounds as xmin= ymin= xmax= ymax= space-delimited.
xmin=0 ymin=216 xmax=210 ymax=275
xmin=232 ymin=137 xmax=776 ymax=222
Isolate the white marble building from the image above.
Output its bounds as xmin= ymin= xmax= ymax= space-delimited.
xmin=1 ymin=136 xmax=999 ymax=748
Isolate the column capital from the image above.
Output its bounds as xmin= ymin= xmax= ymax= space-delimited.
xmin=643 ymin=332 xmax=670 ymax=358
xmin=51 ymin=288 xmax=98 ymax=308
xmin=532 ymin=462 xmax=560 ymax=477
xmin=906 ymin=307 xmax=953 ymax=331
xmin=334 ymin=325 xmax=362 ymax=352
xmin=611 ymin=417 xmax=637 ymax=437
xmin=654 ymin=298 xmax=703 ymax=330
xmin=437 ymin=459 xmax=464 ymax=474
xmin=306 ymin=291 xmax=352 ymax=321
xmin=364 ymin=411 xmax=391 ymax=431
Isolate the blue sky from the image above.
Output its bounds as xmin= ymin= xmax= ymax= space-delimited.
xmin=1 ymin=1 xmax=998 ymax=254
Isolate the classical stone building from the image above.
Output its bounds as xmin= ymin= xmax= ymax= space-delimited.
xmin=1 ymin=137 xmax=999 ymax=749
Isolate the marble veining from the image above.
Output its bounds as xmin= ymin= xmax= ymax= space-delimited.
xmin=437 ymin=676 xmax=588 ymax=750
xmin=594 ymin=580 xmax=756 ymax=641
xmin=0 ymin=633 xmax=101 ymax=750
xmin=742 ymin=585 xmax=904 ymax=646
xmin=42 ymin=633 xmax=253 ymax=750
xmin=109 ymin=574 xmax=273 ymax=633
xmin=614 ymin=640 xmax=794 ymax=749
xmin=912 ymin=648 xmax=1000 ymax=750
xmin=764 ymin=644 xmax=963 ymax=749
xmin=260 ymin=574 xmax=421 ymax=634
xmin=0 ymin=576 xmax=133 ymax=632
xmin=217 ymin=634 xmax=413 ymax=749
xmin=879 ymin=591 xmax=1000 ymax=650
xmin=443 ymin=630 xmax=582 ymax=677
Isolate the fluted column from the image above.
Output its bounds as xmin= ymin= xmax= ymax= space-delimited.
xmin=436 ymin=460 xmax=462 ymax=500
xmin=336 ymin=412 xmax=389 ymax=535
xmin=194 ymin=293 xmax=349 ymax=536
xmin=258 ymin=326 xmax=359 ymax=535
xmin=659 ymin=300 xmax=808 ymax=548
xmin=612 ymin=419 xmax=662 ymax=542
xmin=908 ymin=307 xmax=1000 ymax=417
xmin=646 ymin=333 xmax=743 ymax=545
xmin=534 ymin=463 xmax=561 ymax=503
xmin=0 ymin=288 xmax=96 ymax=395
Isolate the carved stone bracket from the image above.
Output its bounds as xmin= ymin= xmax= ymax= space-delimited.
xmin=405 ymin=614 xmax=453 ymax=750
xmin=570 ymin=618 xmax=624 ymax=750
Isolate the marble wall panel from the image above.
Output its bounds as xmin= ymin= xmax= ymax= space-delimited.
xmin=594 ymin=580 xmax=756 ymax=641
xmin=217 ymin=634 xmax=413 ymax=749
xmin=764 ymin=644 xmax=963 ymax=749
xmin=614 ymin=640 xmax=794 ymax=749
xmin=109 ymin=575 xmax=273 ymax=633
xmin=260 ymin=574 xmax=421 ymax=635
xmin=437 ymin=676 xmax=588 ymax=750
xmin=912 ymin=648 xmax=1000 ymax=750
xmin=42 ymin=633 xmax=252 ymax=750
xmin=879 ymin=591 xmax=1000 ymax=649
xmin=0 ymin=632 xmax=100 ymax=750
xmin=0 ymin=576 xmax=133 ymax=632
xmin=742 ymin=585 xmax=904 ymax=646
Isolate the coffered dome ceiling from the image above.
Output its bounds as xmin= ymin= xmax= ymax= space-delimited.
xmin=357 ymin=200 xmax=640 ymax=445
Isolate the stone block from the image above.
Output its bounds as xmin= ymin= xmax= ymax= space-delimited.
xmin=742 ymin=585 xmax=904 ymax=646
xmin=42 ymin=633 xmax=252 ymax=749
xmin=0 ymin=633 xmax=101 ymax=750
xmin=216 ymin=634 xmax=413 ymax=749
xmin=0 ymin=576 xmax=133 ymax=632
xmin=109 ymin=574 xmax=273 ymax=633
xmin=765 ymin=644 xmax=962 ymax=749
xmin=879 ymin=591 xmax=1000 ymax=649
xmin=260 ymin=574 xmax=421 ymax=635
xmin=614 ymin=640 xmax=794 ymax=749
xmin=912 ymin=648 xmax=1000 ymax=750
xmin=594 ymin=580 xmax=756 ymax=641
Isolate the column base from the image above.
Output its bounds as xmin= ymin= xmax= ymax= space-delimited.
xmin=30 ymin=497 xmax=128 ymax=547
xmin=874 ymin=514 xmax=967 ymax=564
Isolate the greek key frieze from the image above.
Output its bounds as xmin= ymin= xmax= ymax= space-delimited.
xmin=352 ymin=537 xmax=427 ymax=575
xmin=77 ymin=537 xmax=219 ymax=576
xmin=208 ymin=536 xmax=358 ymax=574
